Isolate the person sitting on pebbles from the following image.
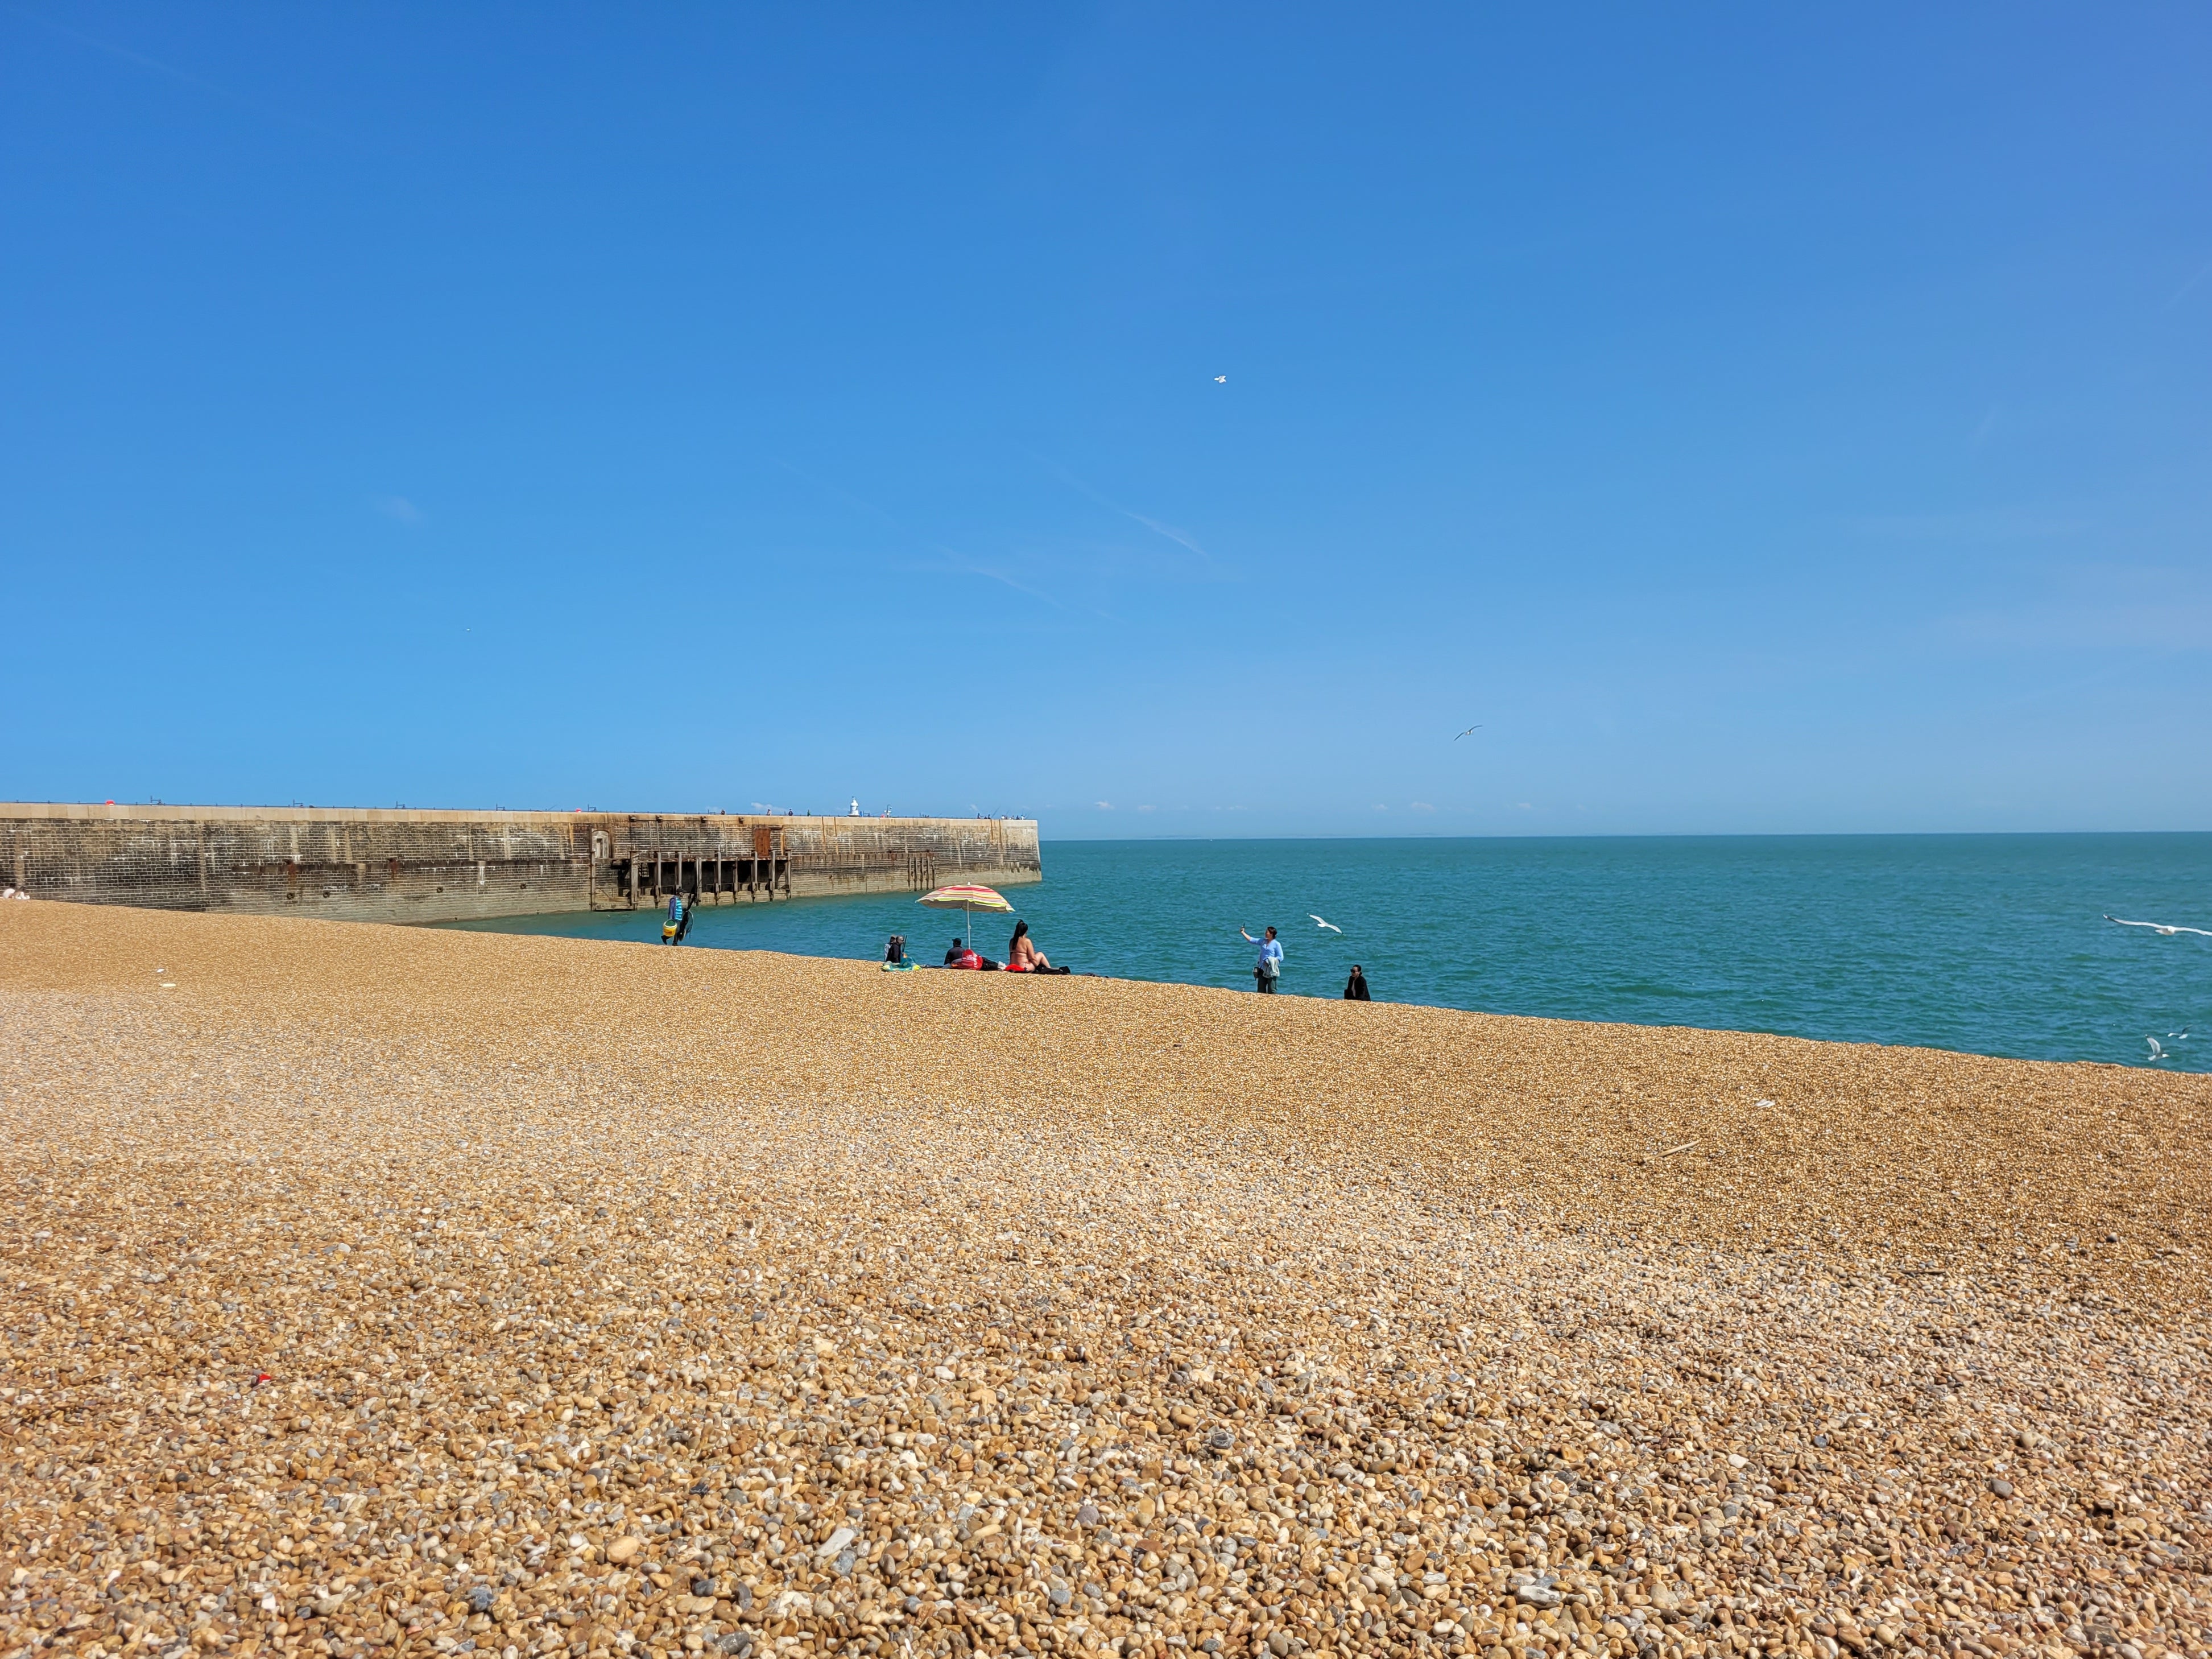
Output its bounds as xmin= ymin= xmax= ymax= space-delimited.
xmin=1007 ymin=919 xmax=1053 ymax=972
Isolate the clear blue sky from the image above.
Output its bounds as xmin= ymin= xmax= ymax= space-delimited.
xmin=5 ymin=6 xmax=2208 ymax=837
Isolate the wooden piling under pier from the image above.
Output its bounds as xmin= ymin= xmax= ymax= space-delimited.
xmin=623 ymin=829 xmax=795 ymax=905
xmin=0 ymin=803 xmax=1034 ymax=925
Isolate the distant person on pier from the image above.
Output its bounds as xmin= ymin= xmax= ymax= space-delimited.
xmin=1343 ymin=965 xmax=1372 ymax=1001
xmin=1241 ymin=925 xmax=1283 ymax=993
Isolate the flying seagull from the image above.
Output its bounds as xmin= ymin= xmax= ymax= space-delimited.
xmin=2146 ymin=1037 xmax=2170 ymax=1062
xmin=1454 ymin=724 xmax=1483 ymax=740
xmin=1214 ymin=375 xmax=1227 ymax=383
xmin=1309 ymin=914 xmax=1342 ymax=933
xmin=2104 ymin=914 xmax=2212 ymax=938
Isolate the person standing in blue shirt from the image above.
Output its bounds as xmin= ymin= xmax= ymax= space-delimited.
xmin=1240 ymin=925 xmax=1283 ymax=993
xmin=662 ymin=890 xmax=685 ymax=944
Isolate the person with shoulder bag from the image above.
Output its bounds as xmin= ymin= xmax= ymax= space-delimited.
xmin=1240 ymin=925 xmax=1283 ymax=993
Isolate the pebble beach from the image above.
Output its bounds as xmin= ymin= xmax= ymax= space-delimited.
xmin=2 ymin=904 xmax=2207 ymax=1659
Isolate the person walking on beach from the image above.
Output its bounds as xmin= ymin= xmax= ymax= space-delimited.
xmin=1343 ymin=965 xmax=1371 ymax=1001
xmin=1241 ymin=925 xmax=1283 ymax=993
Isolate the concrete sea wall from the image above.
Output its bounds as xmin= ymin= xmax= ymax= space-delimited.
xmin=0 ymin=804 xmax=1041 ymax=925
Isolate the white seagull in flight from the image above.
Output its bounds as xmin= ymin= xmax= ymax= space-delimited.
xmin=1309 ymin=914 xmax=1342 ymax=932
xmin=1214 ymin=375 xmax=1227 ymax=383
xmin=1454 ymin=724 xmax=1483 ymax=740
xmin=2146 ymin=1037 xmax=2170 ymax=1062
xmin=2105 ymin=914 xmax=2212 ymax=938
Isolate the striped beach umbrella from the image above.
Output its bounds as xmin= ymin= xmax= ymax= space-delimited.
xmin=917 ymin=883 xmax=1014 ymax=954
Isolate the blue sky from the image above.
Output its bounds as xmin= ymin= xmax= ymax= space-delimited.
xmin=3 ymin=5 xmax=2208 ymax=837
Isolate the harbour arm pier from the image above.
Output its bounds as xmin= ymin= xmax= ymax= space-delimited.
xmin=0 ymin=803 xmax=1041 ymax=926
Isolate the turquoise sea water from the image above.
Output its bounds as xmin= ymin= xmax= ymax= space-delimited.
xmin=452 ymin=834 xmax=2212 ymax=1072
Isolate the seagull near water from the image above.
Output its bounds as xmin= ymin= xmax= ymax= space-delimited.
xmin=2146 ymin=1037 xmax=2171 ymax=1063
xmin=1309 ymin=914 xmax=1342 ymax=933
xmin=2104 ymin=914 xmax=2212 ymax=938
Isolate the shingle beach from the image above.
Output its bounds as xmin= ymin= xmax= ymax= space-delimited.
xmin=3 ymin=905 xmax=2207 ymax=1659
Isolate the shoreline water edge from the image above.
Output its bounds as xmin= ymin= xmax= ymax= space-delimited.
xmin=446 ymin=835 xmax=2212 ymax=1075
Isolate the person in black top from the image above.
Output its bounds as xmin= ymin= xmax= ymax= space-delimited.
xmin=1343 ymin=965 xmax=1371 ymax=1001
xmin=944 ymin=938 xmax=968 ymax=965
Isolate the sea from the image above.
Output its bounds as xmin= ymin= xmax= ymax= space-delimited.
xmin=450 ymin=833 xmax=2212 ymax=1073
